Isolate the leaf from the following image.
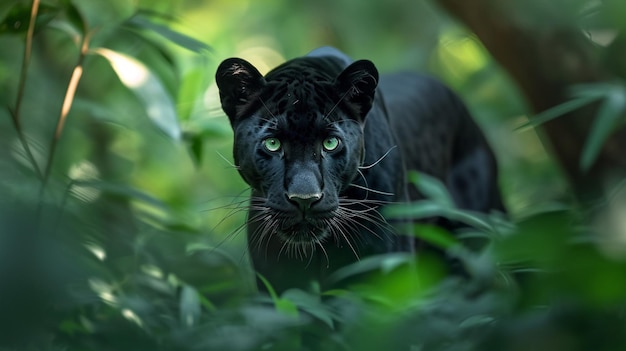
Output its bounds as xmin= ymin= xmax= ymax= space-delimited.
xmin=515 ymin=95 xmax=598 ymax=132
xmin=413 ymin=224 xmax=459 ymax=250
xmin=445 ymin=209 xmax=493 ymax=232
xmin=179 ymin=285 xmax=201 ymax=327
xmin=126 ymin=14 xmax=210 ymax=53
xmin=257 ymin=273 xmax=279 ymax=302
xmin=186 ymin=133 xmax=204 ymax=166
xmin=282 ymin=289 xmax=336 ymax=329
xmin=96 ymin=48 xmax=182 ymax=140
xmin=177 ymin=65 xmax=209 ymax=121
xmin=61 ymin=0 xmax=87 ymax=35
xmin=385 ymin=201 xmax=443 ymax=220
xmin=408 ymin=171 xmax=455 ymax=208
xmin=275 ymin=299 xmax=299 ymax=318
xmin=580 ymin=84 xmax=626 ymax=170
xmin=0 ymin=1 xmax=21 ymax=24
xmin=327 ymin=253 xmax=414 ymax=284
xmin=71 ymin=179 xmax=169 ymax=210
xmin=0 ymin=2 xmax=58 ymax=34
xmin=386 ymin=201 xmax=494 ymax=232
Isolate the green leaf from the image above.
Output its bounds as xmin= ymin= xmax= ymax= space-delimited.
xmin=177 ymin=65 xmax=209 ymax=121
xmin=408 ymin=171 xmax=455 ymax=208
xmin=126 ymin=14 xmax=210 ymax=53
xmin=96 ymin=48 xmax=182 ymax=140
xmin=580 ymin=84 xmax=626 ymax=170
xmin=282 ymin=289 xmax=336 ymax=329
xmin=327 ymin=252 xmax=414 ymax=284
xmin=0 ymin=2 xmax=58 ymax=34
xmin=257 ymin=273 xmax=279 ymax=302
xmin=0 ymin=1 xmax=21 ymax=24
xmin=62 ymin=0 xmax=87 ymax=35
xmin=179 ymin=285 xmax=201 ymax=327
xmin=275 ymin=298 xmax=299 ymax=317
xmin=71 ymin=179 xmax=169 ymax=210
xmin=186 ymin=133 xmax=204 ymax=166
xmin=515 ymin=95 xmax=598 ymax=132
xmin=386 ymin=201 xmax=493 ymax=232
xmin=385 ymin=201 xmax=443 ymax=220
xmin=413 ymin=224 xmax=459 ymax=250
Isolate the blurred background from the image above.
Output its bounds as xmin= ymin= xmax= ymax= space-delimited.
xmin=1 ymin=0 xmax=625 ymax=350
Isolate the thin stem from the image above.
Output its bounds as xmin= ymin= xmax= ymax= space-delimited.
xmin=10 ymin=0 xmax=42 ymax=178
xmin=40 ymin=30 xmax=91 ymax=195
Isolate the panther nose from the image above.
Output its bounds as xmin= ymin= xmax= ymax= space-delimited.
xmin=287 ymin=193 xmax=323 ymax=211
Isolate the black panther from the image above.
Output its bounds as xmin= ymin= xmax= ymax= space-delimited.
xmin=215 ymin=47 xmax=504 ymax=292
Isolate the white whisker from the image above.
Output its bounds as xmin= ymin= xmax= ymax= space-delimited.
xmin=348 ymin=183 xmax=395 ymax=196
xmin=216 ymin=151 xmax=240 ymax=170
xmin=359 ymin=145 xmax=397 ymax=170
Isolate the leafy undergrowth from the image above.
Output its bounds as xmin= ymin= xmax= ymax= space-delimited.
xmin=2 ymin=173 xmax=626 ymax=351
xmin=2 ymin=1 xmax=626 ymax=350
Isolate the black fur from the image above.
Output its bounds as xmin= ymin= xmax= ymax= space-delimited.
xmin=215 ymin=47 xmax=504 ymax=293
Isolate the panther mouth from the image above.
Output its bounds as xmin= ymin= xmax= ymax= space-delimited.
xmin=276 ymin=217 xmax=330 ymax=244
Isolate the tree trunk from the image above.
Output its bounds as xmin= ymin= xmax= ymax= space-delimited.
xmin=436 ymin=0 xmax=626 ymax=205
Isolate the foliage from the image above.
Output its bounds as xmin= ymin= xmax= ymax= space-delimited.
xmin=1 ymin=0 xmax=626 ymax=350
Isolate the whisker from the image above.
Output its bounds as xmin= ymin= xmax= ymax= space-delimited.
xmin=348 ymin=183 xmax=395 ymax=196
xmin=258 ymin=96 xmax=278 ymax=120
xmin=315 ymin=233 xmax=330 ymax=268
xmin=335 ymin=206 xmax=395 ymax=241
xmin=359 ymin=145 xmax=397 ymax=170
xmin=329 ymin=217 xmax=361 ymax=261
xmin=216 ymin=151 xmax=240 ymax=170
xmin=330 ymin=217 xmax=361 ymax=260
xmin=324 ymin=87 xmax=353 ymax=120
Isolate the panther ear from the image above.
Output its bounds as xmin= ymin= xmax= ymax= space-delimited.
xmin=335 ymin=60 xmax=379 ymax=122
xmin=215 ymin=58 xmax=266 ymax=123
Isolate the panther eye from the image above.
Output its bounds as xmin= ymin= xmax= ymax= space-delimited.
xmin=322 ymin=136 xmax=340 ymax=151
xmin=263 ymin=137 xmax=282 ymax=152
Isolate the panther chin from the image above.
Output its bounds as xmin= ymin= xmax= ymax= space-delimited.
xmin=276 ymin=220 xmax=331 ymax=245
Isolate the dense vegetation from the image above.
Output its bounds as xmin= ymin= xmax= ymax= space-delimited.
xmin=1 ymin=0 xmax=625 ymax=350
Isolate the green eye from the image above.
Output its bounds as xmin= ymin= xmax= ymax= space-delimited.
xmin=322 ymin=136 xmax=340 ymax=151
xmin=264 ymin=137 xmax=282 ymax=152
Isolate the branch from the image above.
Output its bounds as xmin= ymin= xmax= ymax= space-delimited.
xmin=40 ymin=31 xmax=91 ymax=194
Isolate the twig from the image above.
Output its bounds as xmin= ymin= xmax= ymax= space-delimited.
xmin=40 ymin=30 xmax=91 ymax=195
xmin=9 ymin=0 xmax=42 ymax=178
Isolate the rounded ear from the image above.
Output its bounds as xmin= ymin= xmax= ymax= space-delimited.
xmin=335 ymin=60 xmax=379 ymax=121
xmin=215 ymin=58 xmax=265 ymax=122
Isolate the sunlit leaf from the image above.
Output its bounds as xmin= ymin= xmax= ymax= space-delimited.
xmin=96 ymin=48 xmax=182 ymax=140
xmin=177 ymin=65 xmax=208 ymax=121
xmin=580 ymin=84 xmax=626 ymax=170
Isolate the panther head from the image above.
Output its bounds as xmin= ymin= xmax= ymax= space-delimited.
xmin=215 ymin=57 xmax=379 ymax=251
